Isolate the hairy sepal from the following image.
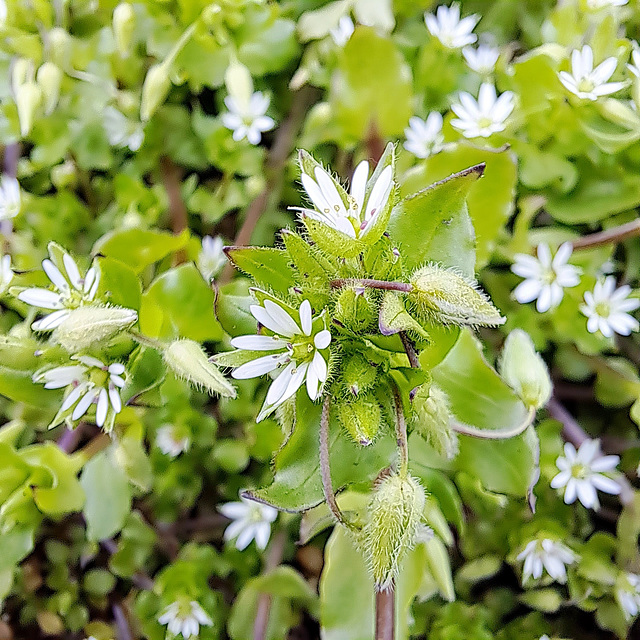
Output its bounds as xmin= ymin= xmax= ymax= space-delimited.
xmin=335 ymin=393 xmax=382 ymax=446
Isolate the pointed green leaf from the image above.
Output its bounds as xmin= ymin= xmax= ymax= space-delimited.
xmin=224 ymin=246 xmax=295 ymax=295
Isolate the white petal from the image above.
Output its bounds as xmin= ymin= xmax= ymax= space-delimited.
xmin=230 ymin=335 xmax=288 ymax=350
xmin=513 ymin=279 xmax=543 ymax=304
xmin=264 ymin=299 xmax=301 ymax=337
xmin=314 ymin=166 xmax=347 ymax=218
xmin=232 ymin=352 xmax=288 ymax=379
xmin=109 ymin=384 xmax=122 ymax=413
xmin=42 ymin=259 xmax=69 ymax=292
xmin=299 ymin=299 xmax=312 ymax=336
xmin=63 ymin=253 xmax=83 ymax=290
xmin=350 ymin=161 xmax=369 ymax=212
xmin=95 ymin=388 xmax=109 ymax=427
xmin=18 ymin=288 xmax=64 ymax=309
xmin=266 ymin=361 xmax=297 ymax=405
xmin=108 ymin=362 xmax=125 ymax=375
xmin=364 ymin=165 xmax=393 ymax=222
xmin=60 ymin=382 xmax=90 ymax=412
xmin=254 ymin=522 xmax=271 ymax=550
xmin=314 ymin=329 xmax=332 ymax=349
xmin=32 ymin=309 xmax=70 ymax=331
xmin=590 ymin=474 xmax=621 ymax=495
xmin=72 ymin=388 xmax=98 ymax=421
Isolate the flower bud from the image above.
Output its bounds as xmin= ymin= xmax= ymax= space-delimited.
xmin=335 ymin=393 xmax=381 ymax=446
xmin=36 ymin=62 xmax=63 ymax=115
xmin=113 ymin=3 xmax=136 ymax=57
xmin=410 ymin=383 xmax=458 ymax=459
xmin=499 ymin=329 xmax=551 ymax=410
xmin=409 ymin=264 xmax=505 ymax=327
xmin=12 ymin=58 xmax=33 ymax=89
xmin=164 ymin=339 xmax=236 ymax=398
xmin=140 ymin=62 xmax=171 ymax=121
xmin=53 ymin=305 xmax=138 ymax=352
xmin=224 ymin=58 xmax=253 ymax=108
xmin=15 ymin=82 xmax=42 ymax=137
xmin=341 ymin=352 xmax=378 ymax=397
xmin=361 ymin=473 xmax=426 ymax=590
xmin=48 ymin=28 xmax=72 ymax=68
xmin=334 ymin=287 xmax=376 ymax=333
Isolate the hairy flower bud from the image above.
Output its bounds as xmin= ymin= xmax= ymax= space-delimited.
xmin=361 ymin=473 xmax=426 ymax=591
xmin=164 ymin=339 xmax=236 ymax=398
xmin=113 ymin=3 xmax=136 ymax=57
xmin=140 ymin=62 xmax=171 ymax=121
xmin=499 ymin=329 xmax=551 ymax=410
xmin=53 ymin=305 xmax=137 ymax=352
xmin=410 ymin=383 xmax=458 ymax=459
xmin=334 ymin=287 xmax=376 ymax=333
xmin=36 ymin=62 xmax=63 ymax=115
xmin=335 ymin=393 xmax=381 ymax=446
xmin=409 ymin=264 xmax=505 ymax=327
xmin=341 ymin=352 xmax=378 ymax=397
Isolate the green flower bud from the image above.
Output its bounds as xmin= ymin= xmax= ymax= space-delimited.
xmin=48 ymin=28 xmax=72 ymax=68
xmin=53 ymin=305 xmax=138 ymax=352
xmin=224 ymin=58 xmax=253 ymax=107
xmin=164 ymin=339 xmax=236 ymax=398
xmin=36 ymin=62 xmax=63 ymax=115
xmin=410 ymin=383 xmax=458 ymax=459
xmin=499 ymin=329 xmax=551 ymax=410
xmin=335 ymin=393 xmax=381 ymax=446
xmin=334 ymin=287 xmax=376 ymax=333
xmin=15 ymin=82 xmax=42 ymax=137
xmin=113 ymin=3 xmax=136 ymax=57
xmin=12 ymin=58 xmax=33 ymax=89
xmin=341 ymin=352 xmax=378 ymax=397
xmin=409 ymin=264 xmax=505 ymax=327
xmin=361 ymin=473 xmax=426 ymax=590
xmin=140 ymin=62 xmax=171 ymax=121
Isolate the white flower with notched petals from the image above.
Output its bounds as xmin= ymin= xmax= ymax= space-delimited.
xmin=222 ymin=91 xmax=275 ymax=145
xmin=511 ymin=242 xmax=580 ymax=313
xmin=33 ymin=356 xmax=125 ymax=428
xmin=581 ymin=276 xmax=640 ymax=337
xmin=462 ymin=44 xmax=500 ymax=75
xmin=17 ymin=249 xmax=101 ymax=331
xmin=330 ymin=15 xmax=354 ymax=47
xmin=197 ymin=235 xmax=226 ymax=282
xmin=617 ymin=573 xmax=640 ymax=620
xmin=0 ymin=252 xmax=13 ymax=292
xmin=424 ymin=3 xmax=479 ymax=49
xmin=628 ymin=48 xmax=640 ymax=77
xmin=292 ymin=160 xmax=393 ymax=239
xmin=404 ymin=113 xmax=445 ymax=159
xmin=158 ymin=600 xmax=213 ymax=639
xmin=219 ymin=495 xmax=278 ymax=551
xmin=156 ymin=424 xmax=190 ymax=458
xmin=451 ymin=83 xmax=514 ymax=138
xmin=227 ymin=297 xmax=331 ymax=421
xmin=517 ymin=538 xmax=577 ymax=584
xmin=103 ymin=106 xmax=144 ymax=151
xmin=551 ymin=440 xmax=621 ymax=510
xmin=587 ymin=0 xmax=627 ymax=7
xmin=558 ymin=45 xmax=625 ymax=101
xmin=0 ymin=175 xmax=20 ymax=220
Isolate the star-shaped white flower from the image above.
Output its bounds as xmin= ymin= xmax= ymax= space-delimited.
xmin=226 ymin=296 xmax=331 ymax=421
xmin=551 ymin=440 xmax=621 ymax=510
xmin=581 ymin=276 xmax=640 ymax=337
xmin=628 ymin=48 xmax=640 ymax=77
xmin=156 ymin=424 xmax=190 ymax=458
xmin=462 ymin=44 xmax=500 ymax=75
xmin=0 ymin=252 xmax=13 ymax=293
xmin=404 ymin=113 xmax=445 ymax=159
xmin=219 ymin=495 xmax=278 ymax=551
xmin=33 ymin=356 xmax=125 ymax=428
xmin=330 ymin=15 xmax=354 ymax=47
xmin=558 ymin=45 xmax=626 ymax=101
xmin=222 ymin=91 xmax=275 ymax=145
xmin=158 ymin=599 xmax=213 ymax=639
xmin=517 ymin=538 xmax=577 ymax=584
xmin=617 ymin=573 xmax=640 ymax=620
xmin=451 ymin=83 xmax=515 ymax=138
xmin=292 ymin=160 xmax=393 ymax=239
xmin=103 ymin=106 xmax=144 ymax=151
xmin=197 ymin=235 xmax=226 ymax=282
xmin=424 ymin=2 xmax=479 ymax=49
xmin=511 ymin=242 xmax=581 ymax=313
xmin=0 ymin=175 xmax=20 ymax=220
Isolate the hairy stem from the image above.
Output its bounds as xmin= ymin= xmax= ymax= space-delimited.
xmin=128 ymin=329 xmax=165 ymax=350
xmin=399 ymin=332 xmax=420 ymax=369
xmin=375 ymin=587 xmax=395 ymax=640
xmin=330 ymin=278 xmax=414 ymax=293
xmin=572 ymin=219 xmax=640 ymax=250
xmin=451 ymin=407 xmax=536 ymax=440
xmin=253 ymin=530 xmax=286 ymax=640
xmin=392 ymin=386 xmax=409 ymax=476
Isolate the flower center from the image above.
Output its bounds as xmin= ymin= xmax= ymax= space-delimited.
xmin=571 ymin=463 xmax=588 ymax=479
xmin=290 ymin=335 xmax=317 ymax=364
xmin=478 ymin=116 xmax=494 ymax=130
xmin=88 ymin=367 xmax=109 ymax=388
xmin=578 ymin=78 xmax=595 ymax=93
xmin=595 ymin=301 xmax=611 ymax=318
xmin=541 ymin=268 xmax=557 ymax=285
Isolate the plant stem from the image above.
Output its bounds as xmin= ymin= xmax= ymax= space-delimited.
xmin=128 ymin=329 xmax=165 ymax=350
xmin=112 ymin=601 xmax=133 ymax=640
xmin=375 ymin=587 xmax=395 ymax=640
xmin=451 ymin=407 xmax=536 ymax=440
xmin=392 ymin=386 xmax=409 ymax=476
xmin=330 ymin=278 xmax=414 ymax=293
xmin=572 ymin=219 xmax=640 ymax=250
xmin=57 ymin=423 xmax=86 ymax=454
xmin=399 ymin=332 xmax=420 ymax=369
xmin=253 ymin=530 xmax=286 ymax=640
xmin=160 ymin=156 xmax=188 ymax=263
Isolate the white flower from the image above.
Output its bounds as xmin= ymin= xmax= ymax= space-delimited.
xmin=551 ymin=440 xmax=621 ymax=510
xmin=17 ymin=249 xmax=100 ymax=331
xmin=0 ymin=175 xmax=21 ymax=220
xmin=33 ymin=356 xmax=125 ymax=428
xmin=330 ymin=15 xmax=354 ymax=47
xmin=617 ymin=573 xmax=640 ymax=620
xmin=628 ymin=48 xmax=640 ymax=77
xmin=403 ymin=113 xmax=445 ymax=159
xmin=103 ymin=106 xmax=144 ymax=151
xmin=0 ymin=252 xmax=13 ymax=292
xmin=462 ymin=44 xmax=500 ymax=75
xmin=158 ymin=600 xmax=213 ymax=639
xmin=587 ymin=0 xmax=627 ymax=7
xmin=558 ymin=45 xmax=626 ymax=101
xmin=511 ymin=242 xmax=581 ymax=313
xmin=581 ymin=276 xmax=640 ymax=337
xmin=197 ymin=235 xmax=226 ymax=281
xmin=156 ymin=424 xmax=190 ymax=458
xmin=219 ymin=495 xmax=278 ymax=551
xmin=292 ymin=160 xmax=393 ymax=239
xmin=424 ymin=2 xmax=479 ymax=49
xmin=517 ymin=538 xmax=577 ymax=584
xmin=0 ymin=0 xmax=6 ymax=23
xmin=228 ymin=297 xmax=331 ymax=421
xmin=451 ymin=83 xmax=514 ymax=138
xmin=222 ymin=91 xmax=275 ymax=145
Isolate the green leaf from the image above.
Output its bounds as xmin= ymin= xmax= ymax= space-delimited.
xmin=225 ymin=246 xmax=295 ymax=295
xmin=0 ymin=526 xmax=35 ymax=571
xmin=96 ymin=256 xmax=142 ymax=311
xmin=215 ymin=280 xmax=258 ymax=338
xmin=0 ymin=365 xmax=59 ymax=407
xmin=379 ymin=291 xmax=429 ymax=339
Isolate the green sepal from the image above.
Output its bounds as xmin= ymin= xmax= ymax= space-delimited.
xmin=363 ymin=235 xmax=403 ymax=281
xmin=224 ymin=246 xmax=296 ymax=295
xmin=302 ymin=217 xmax=364 ymax=259
xmin=334 ymin=393 xmax=382 ymax=446
xmin=379 ymin=291 xmax=430 ymax=340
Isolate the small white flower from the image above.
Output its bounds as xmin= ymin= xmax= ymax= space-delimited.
xmin=424 ymin=2 xmax=479 ymax=49
xmin=403 ymin=113 xmax=445 ymax=159
xmin=617 ymin=573 xmax=640 ymax=620
xmin=222 ymin=91 xmax=275 ymax=145
xmin=330 ymin=15 xmax=354 ymax=47
xmin=0 ymin=175 xmax=21 ymax=220
xmin=103 ymin=106 xmax=144 ymax=151
xmin=581 ymin=276 xmax=640 ymax=337
xmin=33 ymin=356 xmax=125 ymax=428
xmin=517 ymin=538 xmax=577 ymax=584
xmin=587 ymin=0 xmax=627 ymax=7
xmin=228 ymin=296 xmax=331 ymax=421
xmin=292 ymin=160 xmax=393 ymax=239
xmin=158 ymin=599 xmax=213 ymax=639
xmin=156 ymin=424 xmax=190 ymax=458
xmin=462 ymin=44 xmax=500 ymax=75
xmin=17 ymin=249 xmax=100 ymax=331
xmin=511 ymin=242 xmax=581 ymax=313
xmin=551 ymin=440 xmax=621 ymax=510
xmin=628 ymin=48 xmax=640 ymax=77
xmin=0 ymin=252 xmax=13 ymax=292
xmin=558 ymin=45 xmax=626 ymax=101
xmin=219 ymin=495 xmax=278 ymax=551
xmin=0 ymin=0 xmax=6 ymax=23
xmin=197 ymin=235 xmax=226 ymax=282
xmin=451 ymin=83 xmax=515 ymax=138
